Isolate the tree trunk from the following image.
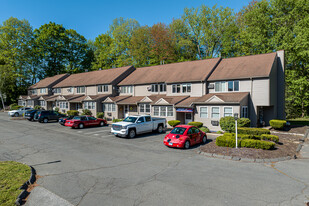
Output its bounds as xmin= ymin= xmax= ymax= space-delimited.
xmin=0 ymin=91 xmax=5 ymax=111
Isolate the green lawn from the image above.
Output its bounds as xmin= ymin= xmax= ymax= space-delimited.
xmin=287 ymin=118 xmax=309 ymax=126
xmin=0 ymin=161 xmax=31 ymax=206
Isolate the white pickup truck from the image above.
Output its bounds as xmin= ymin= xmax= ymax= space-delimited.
xmin=8 ymin=107 xmax=32 ymax=117
xmin=111 ymin=115 xmax=166 ymax=138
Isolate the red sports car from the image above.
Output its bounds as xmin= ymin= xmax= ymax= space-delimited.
xmin=64 ymin=115 xmax=107 ymax=129
xmin=163 ymin=125 xmax=207 ymax=149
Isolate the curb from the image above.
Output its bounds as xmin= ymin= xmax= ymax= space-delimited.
xmin=15 ymin=165 xmax=36 ymax=206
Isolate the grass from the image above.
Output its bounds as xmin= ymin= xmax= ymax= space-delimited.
xmin=287 ymin=118 xmax=309 ymax=126
xmin=0 ymin=161 xmax=31 ymax=206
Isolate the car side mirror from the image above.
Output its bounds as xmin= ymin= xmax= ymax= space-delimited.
xmin=137 ymin=120 xmax=142 ymax=123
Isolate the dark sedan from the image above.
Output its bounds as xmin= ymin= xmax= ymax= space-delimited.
xmin=24 ymin=109 xmax=39 ymax=121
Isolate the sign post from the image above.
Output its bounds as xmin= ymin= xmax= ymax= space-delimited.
xmin=234 ymin=113 xmax=239 ymax=148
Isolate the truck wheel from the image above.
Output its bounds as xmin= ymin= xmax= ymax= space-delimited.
xmin=14 ymin=113 xmax=19 ymax=117
xmin=78 ymin=123 xmax=84 ymax=129
xmin=128 ymin=129 xmax=136 ymax=139
xmin=184 ymin=140 xmax=190 ymax=149
xmin=157 ymin=125 xmax=163 ymax=133
xmin=43 ymin=118 xmax=48 ymax=123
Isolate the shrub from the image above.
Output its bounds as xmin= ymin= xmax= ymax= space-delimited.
xmin=216 ymin=131 xmax=223 ymax=134
xmin=34 ymin=105 xmax=41 ymax=110
xmin=67 ymin=110 xmax=79 ymax=116
xmin=216 ymin=135 xmax=240 ymax=148
xmin=269 ymin=119 xmax=286 ymax=130
xmin=82 ymin=109 xmax=92 ymax=115
xmin=97 ymin=112 xmax=104 ymax=119
xmin=168 ymin=120 xmax=181 ymax=127
xmin=188 ymin=121 xmax=203 ymax=128
xmin=237 ymin=127 xmax=270 ymax=135
xmin=219 ymin=116 xmax=235 ymax=133
xmin=10 ymin=103 xmax=23 ymax=110
xmin=261 ymin=134 xmax=279 ymax=143
xmin=199 ymin=126 xmax=210 ymax=133
xmin=240 ymin=139 xmax=275 ymax=150
xmin=113 ymin=119 xmax=123 ymax=123
xmin=54 ymin=107 xmax=59 ymax=112
xmin=238 ymin=118 xmax=251 ymax=127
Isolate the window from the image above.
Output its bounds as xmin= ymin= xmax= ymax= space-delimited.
xmin=234 ymin=81 xmax=239 ymax=91
xmin=40 ymin=88 xmax=47 ymax=94
xmin=145 ymin=116 xmax=151 ymax=122
xmin=200 ymin=107 xmax=208 ymax=118
xmin=84 ymin=102 xmax=95 ymax=110
xmin=88 ymin=116 xmax=96 ymax=120
xmin=211 ymin=107 xmax=220 ymax=118
xmin=104 ymin=103 xmax=116 ymax=112
xmin=27 ymin=100 xmax=33 ymax=105
xmin=140 ymin=103 xmax=150 ymax=113
xmin=153 ymin=106 xmax=173 ymax=117
xmin=182 ymin=83 xmax=191 ymax=93
xmin=31 ymin=90 xmax=37 ymax=95
xmin=59 ymin=102 xmax=68 ymax=109
xmin=159 ymin=83 xmax=166 ymax=92
xmin=151 ymin=84 xmax=158 ymax=92
xmin=215 ymin=82 xmax=226 ymax=92
xmin=39 ymin=100 xmax=46 ymax=106
xmin=121 ymin=86 xmax=133 ymax=93
xmin=241 ymin=106 xmax=248 ymax=118
xmin=137 ymin=117 xmax=144 ymax=123
xmin=98 ymin=85 xmax=108 ymax=93
xmin=54 ymin=88 xmax=61 ymax=94
xmin=224 ymin=107 xmax=233 ymax=117
xmin=172 ymin=84 xmax=181 ymax=93
xmin=228 ymin=81 xmax=239 ymax=91
xmin=77 ymin=86 xmax=85 ymax=93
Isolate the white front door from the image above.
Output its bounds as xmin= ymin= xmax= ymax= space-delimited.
xmin=185 ymin=112 xmax=192 ymax=124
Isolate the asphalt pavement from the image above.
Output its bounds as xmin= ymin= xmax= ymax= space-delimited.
xmin=0 ymin=112 xmax=308 ymax=206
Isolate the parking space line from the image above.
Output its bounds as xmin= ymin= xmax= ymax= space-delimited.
xmin=84 ymin=129 xmax=111 ymax=135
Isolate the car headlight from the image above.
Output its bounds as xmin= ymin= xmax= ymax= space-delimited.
xmin=122 ymin=126 xmax=127 ymax=129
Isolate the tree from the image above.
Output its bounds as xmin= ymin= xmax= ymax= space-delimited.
xmin=149 ymin=23 xmax=176 ymax=65
xmin=92 ymin=33 xmax=115 ymax=70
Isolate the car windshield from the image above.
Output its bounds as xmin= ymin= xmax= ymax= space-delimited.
xmin=123 ymin=117 xmax=137 ymax=123
xmin=170 ymin=127 xmax=187 ymax=135
xmin=73 ymin=116 xmax=81 ymax=120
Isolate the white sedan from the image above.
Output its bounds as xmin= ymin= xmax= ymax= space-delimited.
xmin=8 ymin=107 xmax=32 ymax=117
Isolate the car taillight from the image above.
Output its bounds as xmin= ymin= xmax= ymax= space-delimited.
xmin=39 ymin=114 xmax=41 ymax=117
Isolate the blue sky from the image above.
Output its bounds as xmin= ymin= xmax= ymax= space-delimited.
xmin=0 ymin=0 xmax=251 ymax=40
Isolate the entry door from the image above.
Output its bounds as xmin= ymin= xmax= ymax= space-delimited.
xmin=124 ymin=105 xmax=129 ymax=118
xmin=185 ymin=113 xmax=192 ymax=124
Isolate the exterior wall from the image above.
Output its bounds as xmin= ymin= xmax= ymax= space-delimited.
xmin=97 ymin=85 xmax=113 ymax=95
xmin=61 ymin=87 xmax=73 ymax=95
xmin=134 ymin=85 xmax=167 ymax=96
xmin=37 ymin=88 xmax=49 ymax=96
xmin=86 ymin=86 xmax=97 ymax=96
xmin=194 ymin=104 xmax=240 ymax=131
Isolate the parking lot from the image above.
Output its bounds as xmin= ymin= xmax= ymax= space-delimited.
xmin=1 ymin=112 xmax=309 ymax=206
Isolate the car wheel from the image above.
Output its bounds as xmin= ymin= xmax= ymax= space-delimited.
xmin=128 ymin=129 xmax=136 ymax=139
xmin=43 ymin=118 xmax=48 ymax=123
xmin=184 ymin=140 xmax=190 ymax=149
xmin=78 ymin=123 xmax=84 ymax=129
xmin=157 ymin=125 xmax=163 ymax=133
xmin=202 ymin=135 xmax=207 ymax=144
xmin=14 ymin=113 xmax=19 ymax=117
xmin=100 ymin=121 xmax=104 ymax=127
xmin=27 ymin=119 xmax=32 ymax=121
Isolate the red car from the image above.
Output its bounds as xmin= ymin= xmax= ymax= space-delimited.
xmin=64 ymin=115 xmax=107 ymax=129
xmin=163 ymin=125 xmax=207 ymax=149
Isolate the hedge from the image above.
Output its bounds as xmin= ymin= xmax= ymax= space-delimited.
xmin=261 ymin=134 xmax=279 ymax=143
xmin=96 ymin=112 xmax=104 ymax=119
xmin=219 ymin=116 xmax=235 ymax=133
xmin=67 ymin=110 xmax=79 ymax=116
xmin=237 ymin=127 xmax=270 ymax=135
xmin=10 ymin=103 xmax=23 ymax=110
xmin=199 ymin=126 xmax=210 ymax=133
xmin=240 ymin=139 xmax=275 ymax=150
xmin=113 ymin=119 xmax=123 ymax=123
xmin=269 ymin=119 xmax=286 ymax=130
xmin=188 ymin=121 xmax=203 ymax=128
xmin=34 ymin=105 xmax=42 ymax=110
xmin=216 ymin=133 xmax=275 ymax=150
xmin=168 ymin=120 xmax=181 ymax=127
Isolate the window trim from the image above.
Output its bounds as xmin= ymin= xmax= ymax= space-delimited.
xmin=77 ymin=86 xmax=85 ymax=94
xmin=153 ymin=106 xmax=173 ymax=117
xmin=200 ymin=106 xmax=208 ymax=118
xmin=211 ymin=106 xmax=220 ymax=119
xmin=223 ymin=106 xmax=233 ymax=117
xmin=241 ymin=106 xmax=248 ymax=118
xmin=98 ymin=85 xmax=109 ymax=93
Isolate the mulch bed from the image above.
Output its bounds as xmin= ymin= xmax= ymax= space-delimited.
xmin=200 ymin=126 xmax=308 ymax=160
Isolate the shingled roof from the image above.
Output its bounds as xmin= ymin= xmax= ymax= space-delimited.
xmin=29 ymin=73 xmax=69 ymax=89
xmin=118 ymin=58 xmax=221 ymax=85
xmin=193 ymin=92 xmax=249 ymax=104
xmin=208 ymin=52 xmax=277 ymax=81
xmin=53 ymin=66 xmax=135 ymax=88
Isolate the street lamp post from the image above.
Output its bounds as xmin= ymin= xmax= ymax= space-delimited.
xmin=234 ymin=113 xmax=239 ymax=148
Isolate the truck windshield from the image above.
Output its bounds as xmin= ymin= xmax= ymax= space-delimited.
xmin=170 ymin=127 xmax=186 ymax=135
xmin=123 ymin=116 xmax=137 ymax=123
